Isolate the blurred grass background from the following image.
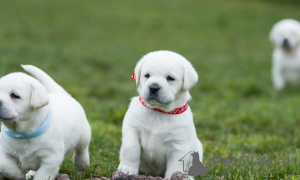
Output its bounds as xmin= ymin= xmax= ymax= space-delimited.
xmin=1 ymin=0 xmax=300 ymax=179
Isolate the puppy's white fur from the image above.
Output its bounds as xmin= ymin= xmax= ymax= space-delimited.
xmin=0 ymin=65 xmax=91 ymax=180
xmin=270 ymin=19 xmax=300 ymax=90
xmin=118 ymin=51 xmax=203 ymax=179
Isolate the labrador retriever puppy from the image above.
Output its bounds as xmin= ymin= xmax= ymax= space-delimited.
xmin=0 ymin=65 xmax=91 ymax=180
xmin=118 ymin=50 xmax=203 ymax=179
xmin=270 ymin=19 xmax=300 ymax=90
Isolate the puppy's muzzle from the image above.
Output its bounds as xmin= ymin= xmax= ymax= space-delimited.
xmin=149 ymin=84 xmax=160 ymax=95
xmin=0 ymin=100 xmax=14 ymax=121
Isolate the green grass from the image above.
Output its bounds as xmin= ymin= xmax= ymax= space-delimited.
xmin=1 ymin=0 xmax=300 ymax=179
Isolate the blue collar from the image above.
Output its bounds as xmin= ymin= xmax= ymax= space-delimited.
xmin=2 ymin=105 xmax=52 ymax=139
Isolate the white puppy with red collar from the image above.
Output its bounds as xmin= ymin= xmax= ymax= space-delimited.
xmin=270 ymin=19 xmax=300 ymax=90
xmin=0 ymin=65 xmax=91 ymax=180
xmin=118 ymin=51 xmax=203 ymax=179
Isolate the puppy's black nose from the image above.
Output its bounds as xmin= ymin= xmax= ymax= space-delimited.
xmin=149 ymin=85 xmax=160 ymax=94
xmin=283 ymin=38 xmax=290 ymax=47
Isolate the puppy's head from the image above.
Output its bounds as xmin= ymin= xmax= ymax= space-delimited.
xmin=134 ymin=50 xmax=198 ymax=111
xmin=270 ymin=19 xmax=300 ymax=51
xmin=0 ymin=72 xmax=48 ymax=124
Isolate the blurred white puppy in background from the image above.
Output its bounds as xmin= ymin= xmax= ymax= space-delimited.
xmin=118 ymin=50 xmax=203 ymax=179
xmin=270 ymin=19 xmax=300 ymax=90
xmin=0 ymin=65 xmax=91 ymax=180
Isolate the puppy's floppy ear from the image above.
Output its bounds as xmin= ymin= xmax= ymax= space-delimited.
xmin=134 ymin=59 xmax=144 ymax=87
xmin=183 ymin=61 xmax=198 ymax=91
xmin=31 ymin=80 xmax=49 ymax=109
xmin=269 ymin=24 xmax=278 ymax=45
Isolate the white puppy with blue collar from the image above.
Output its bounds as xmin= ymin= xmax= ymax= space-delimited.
xmin=0 ymin=65 xmax=91 ymax=180
xmin=118 ymin=51 xmax=204 ymax=179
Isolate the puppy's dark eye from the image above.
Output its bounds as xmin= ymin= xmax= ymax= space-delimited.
xmin=145 ymin=74 xmax=150 ymax=78
xmin=167 ymin=76 xmax=175 ymax=81
xmin=10 ymin=93 xmax=21 ymax=99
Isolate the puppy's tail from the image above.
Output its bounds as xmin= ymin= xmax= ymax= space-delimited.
xmin=21 ymin=65 xmax=69 ymax=95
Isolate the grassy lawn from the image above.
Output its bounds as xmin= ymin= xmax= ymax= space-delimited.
xmin=1 ymin=0 xmax=300 ymax=179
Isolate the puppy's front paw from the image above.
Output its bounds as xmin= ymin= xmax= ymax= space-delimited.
xmin=25 ymin=170 xmax=36 ymax=179
xmin=117 ymin=164 xmax=138 ymax=175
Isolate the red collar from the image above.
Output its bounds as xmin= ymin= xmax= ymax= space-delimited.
xmin=139 ymin=96 xmax=188 ymax=115
xmin=131 ymin=73 xmax=136 ymax=80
